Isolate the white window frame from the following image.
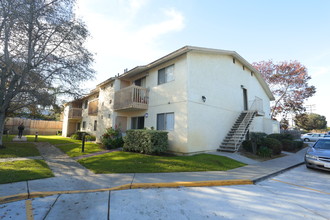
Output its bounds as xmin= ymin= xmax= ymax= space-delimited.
xmin=157 ymin=112 xmax=174 ymax=131
xmin=158 ymin=65 xmax=174 ymax=85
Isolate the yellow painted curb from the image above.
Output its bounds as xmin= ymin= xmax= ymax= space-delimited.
xmin=0 ymin=193 xmax=29 ymax=204
xmin=130 ymin=179 xmax=253 ymax=189
xmin=0 ymin=179 xmax=253 ymax=204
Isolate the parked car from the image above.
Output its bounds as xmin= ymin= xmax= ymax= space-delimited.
xmin=301 ymin=133 xmax=325 ymax=142
xmin=305 ymin=137 xmax=330 ymax=171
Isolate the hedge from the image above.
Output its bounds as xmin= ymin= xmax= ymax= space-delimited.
xmin=267 ymin=133 xmax=293 ymax=141
xmin=123 ymin=129 xmax=168 ymax=154
xmin=260 ymin=137 xmax=282 ymax=155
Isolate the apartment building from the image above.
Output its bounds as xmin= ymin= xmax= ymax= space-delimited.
xmin=62 ymin=46 xmax=279 ymax=154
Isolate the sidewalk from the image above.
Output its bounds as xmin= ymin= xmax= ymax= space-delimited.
xmin=0 ymin=143 xmax=308 ymax=204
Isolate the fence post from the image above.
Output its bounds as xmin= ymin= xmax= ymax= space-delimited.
xmin=35 ymin=132 xmax=38 ymax=142
xmin=81 ymin=132 xmax=85 ymax=152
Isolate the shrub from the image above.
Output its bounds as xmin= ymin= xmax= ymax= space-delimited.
xmin=281 ymin=139 xmax=295 ymax=152
xmin=70 ymin=133 xmax=79 ymax=140
xmin=70 ymin=132 xmax=89 ymax=140
xmin=267 ymin=133 xmax=293 ymax=141
xmin=101 ymin=127 xmax=124 ymax=149
xmin=257 ymin=146 xmax=272 ymax=157
xmin=56 ymin=131 xmax=62 ymax=136
xmin=85 ymin=135 xmax=96 ymax=141
xmin=242 ymin=140 xmax=253 ymax=152
xmin=293 ymin=140 xmax=304 ymax=150
xmin=260 ymin=137 xmax=282 ymax=155
xmin=123 ymin=129 xmax=168 ymax=154
xmin=250 ymin=132 xmax=268 ymax=141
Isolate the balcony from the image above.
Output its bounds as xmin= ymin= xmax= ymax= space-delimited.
xmin=114 ymin=85 xmax=149 ymax=111
xmin=68 ymin=108 xmax=82 ymax=120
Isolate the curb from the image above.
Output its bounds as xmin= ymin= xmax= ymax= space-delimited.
xmin=0 ymin=179 xmax=253 ymax=204
xmin=252 ymin=161 xmax=305 ymax=183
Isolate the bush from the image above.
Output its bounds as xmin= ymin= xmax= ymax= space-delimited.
xmin=70 ymin=133 xmax=79 ymax=140
xmin=281 ymin=139 xmax=295 ymax=152
xmin=267 ymin=133 xmax=293 ymax=141
xmin=293 ymin=140 xmax=304 ymax=150
xmin=242 ymin=140 xmax=253 ymax=152
xmin=85 ymin=135 xmax=96 ymax=141
xmin=257 ymin=146 xmax=272 ymax=157
xmin=101 ymin=127 xmax=124 ymax=149
xmin=123 ymin=129 xmax=168 ymax=154
xmin=260 ymin=137 xmax=282 ymax=155
xmin=56 ymin=131 xmax=62 ymax=136
xmin=70 ymin=131 xmax=90 ymax=140
xmin=250 ymin=132 xmax=268 ymax=140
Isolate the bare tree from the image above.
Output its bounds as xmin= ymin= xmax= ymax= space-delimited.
xmin=0 ymin=0 xmax=94 ymax=147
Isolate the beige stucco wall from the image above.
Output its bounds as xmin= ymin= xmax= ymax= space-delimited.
xmin=95 ymin=82 xmax=115 ymax=141
xmin=62 ymin=105 xmax=70 ymax=137
xmin=114 ymin=55 xmax=189 ymax=153
xmin=185 ymin=51 xmax=274 ymax=153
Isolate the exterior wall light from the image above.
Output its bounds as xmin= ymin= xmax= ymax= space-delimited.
xmin=202 ymin=96 xmax=206 ymax=102
xmin=145 ymin=113 xmax=148 ymax=118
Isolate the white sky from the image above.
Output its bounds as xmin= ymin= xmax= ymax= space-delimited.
xmin=75 ymin=0 xmax=330 ymax=124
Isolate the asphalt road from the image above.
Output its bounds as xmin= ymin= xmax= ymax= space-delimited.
xmin=1 ymin=165 xmax=329 ymax=220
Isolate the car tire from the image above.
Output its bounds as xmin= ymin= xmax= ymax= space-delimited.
xmin=304 ymin=138 xmax=310 ymax=142
xmin=306 ymin=164 xmax=312 ymax=169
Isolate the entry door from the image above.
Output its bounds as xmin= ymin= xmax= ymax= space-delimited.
xmin=243 ymin=88 xmax=248 ymax=111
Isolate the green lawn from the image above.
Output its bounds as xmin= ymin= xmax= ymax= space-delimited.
xmin=2 ymin=134 xmax=81 ymax=145
xmin=56 ymin=142 xmax=105 ymax=157
xmin=0 ymin=160 xmax=54 ymax=184
xmin=78 ymin=151 xmax=246 ymax=174
xmin=0 ymin=142 xmax=40 ymax=158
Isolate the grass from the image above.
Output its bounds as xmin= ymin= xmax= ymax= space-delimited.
xmin=56 ymin=142 xmax=105 ymax=157
xmin=0 ymin=160 xmax=54 ymax=184
xmin=0 ymin=142 xmax=40 ymax=158
xmin=78 ymin=151 xmax=246 ymax=174
xmin=2 ymin=134 xmax=82 ymax=145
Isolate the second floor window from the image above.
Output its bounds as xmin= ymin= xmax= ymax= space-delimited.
xmin=134 ymin=77 xmax=146 ymax=88
xmin=158 ymin=65 xmax=174 ymax=85
xmin=84 ymin=100 xmax=88 ymax=109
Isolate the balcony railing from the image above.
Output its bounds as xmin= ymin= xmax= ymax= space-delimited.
xmin=114 ymin=85 xmax=149 ymax=111
xmin=68 ymin=108 xmax=82 ymax=119
xmin=248 ymin=97 xmax=265 ymax=116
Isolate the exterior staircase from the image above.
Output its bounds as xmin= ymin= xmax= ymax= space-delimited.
xmin=218 ymin=110 xmax=257 ymax=152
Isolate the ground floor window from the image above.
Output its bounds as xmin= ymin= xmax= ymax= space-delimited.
xmin=82 ymin=121 xmax=86 ymax=129
xmin=131 ymin=116 xmax=145 ymax=129
xmin=94 ymin=120 xmax=97 ymax=131
xmin=157 ymin=112 xmax=174 ymax=131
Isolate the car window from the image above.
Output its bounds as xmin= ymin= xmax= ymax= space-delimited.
xmin=312 ymin=134 xmax=318 ymax=137
xmin=314 ymin=140 xmax=330 ymax=149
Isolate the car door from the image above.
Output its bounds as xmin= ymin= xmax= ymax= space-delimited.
xmin=311 ymin=134 xmax=320 ymax=141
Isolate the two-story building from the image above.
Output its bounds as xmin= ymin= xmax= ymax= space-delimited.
xmin=62 ymin=46 xmax=279 ymax=154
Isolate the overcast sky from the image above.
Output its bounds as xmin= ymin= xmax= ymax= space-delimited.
xmin=76 ymin=0 xmax=330 ymax=123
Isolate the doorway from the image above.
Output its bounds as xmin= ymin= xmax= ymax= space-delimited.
xmin=243 ymin=88 xmax=248 ymax=111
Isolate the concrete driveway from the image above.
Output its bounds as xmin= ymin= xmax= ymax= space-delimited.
xmin=1 ymin=165 xmax=329 ymax=220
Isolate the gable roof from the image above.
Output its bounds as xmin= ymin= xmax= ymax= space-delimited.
xmin=119 ymin=46 xmax=274 ymax=100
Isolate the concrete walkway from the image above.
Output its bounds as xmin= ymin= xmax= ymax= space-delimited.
xmin=0 ymin=142 xmax=308 ymax=204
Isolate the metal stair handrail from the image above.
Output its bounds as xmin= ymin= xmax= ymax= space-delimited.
xmin=232 ymin=110 xmax=256 ymax=150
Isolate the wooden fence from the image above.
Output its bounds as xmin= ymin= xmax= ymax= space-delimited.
xmin=5 ymin=117 xmax=63 ymax=135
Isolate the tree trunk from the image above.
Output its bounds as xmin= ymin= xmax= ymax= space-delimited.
xmin=0 ymin=112 xmax=6 ymax=147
